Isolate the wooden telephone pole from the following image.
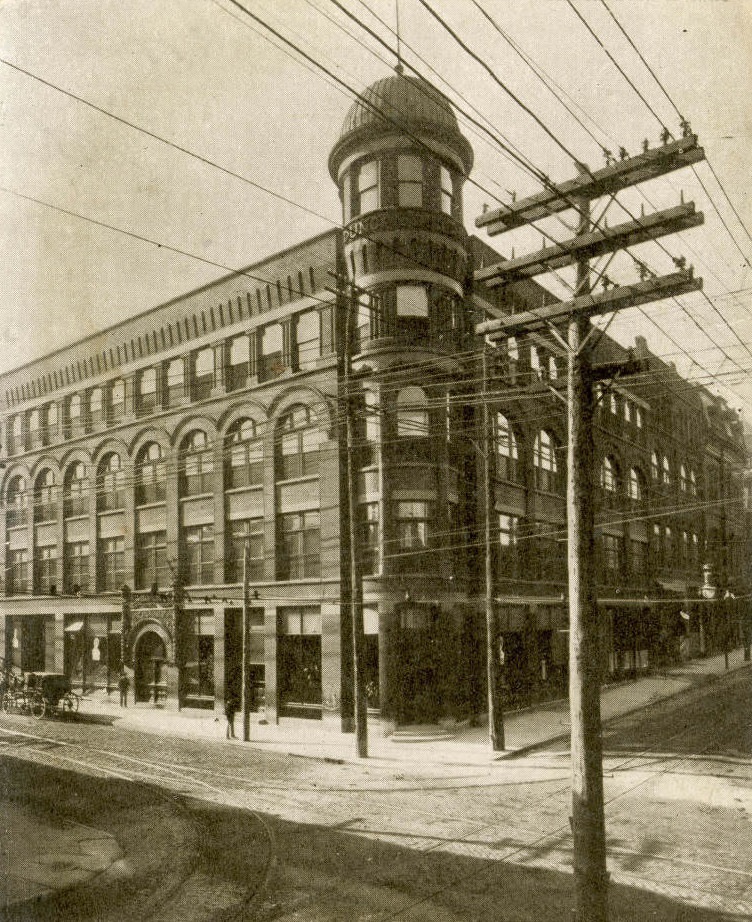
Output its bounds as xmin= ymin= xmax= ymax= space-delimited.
xmin=483 ymin=347 xmax=504 ymax=750
xmin=241 ymin=539 xmax=252 ymax=742
xmin=476 ymin=135 xmax=705 ymax=921
xmin=329 ymin=270 xmax=369 ymax=757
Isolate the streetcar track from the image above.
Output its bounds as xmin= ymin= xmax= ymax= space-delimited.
xmin=0 ymin=726 xmax=277 ymax=922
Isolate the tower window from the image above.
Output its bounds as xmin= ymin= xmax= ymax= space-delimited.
xmin=440 ymin=165 xmax=453 ymax=215
xmin=396 ymin=285 xmax=428 ymax=318
xmin=357 ymin=159 xmax=379 ymax=215
xmin=397 ymin=154 xmax=423 ymax=207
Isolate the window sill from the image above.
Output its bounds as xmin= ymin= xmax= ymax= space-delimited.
xmin=275 ymin=474 xmax=319 ymax=487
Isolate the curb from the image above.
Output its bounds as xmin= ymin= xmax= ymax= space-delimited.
xmin=495 ymin=656 xmax=752 ymax=760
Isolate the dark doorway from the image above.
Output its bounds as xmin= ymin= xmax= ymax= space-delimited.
xmin=134 ymin=631 xmax=166 ymax=703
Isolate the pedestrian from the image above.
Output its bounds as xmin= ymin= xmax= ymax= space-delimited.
xmin=225 ymin=692 xmax=238 ymax=739
xmin=118 ymin=671 xmax=129 ymax=708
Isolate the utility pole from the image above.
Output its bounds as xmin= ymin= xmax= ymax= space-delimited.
xmin=567 ymin=198 xmax=607 ymax=919
xmin=344 ymin=279 xmax=368 ymax=758
xmin=483 ymin=346 xmax=504 ymax=750
xmin=242 ymin=538 xmax=252 ymax=742
xmin=475 ymin=136 xmax=706 ymax=922
xmin=329 ymin=270 xmax=369 ymax=757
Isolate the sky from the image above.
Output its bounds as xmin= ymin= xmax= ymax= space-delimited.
xmin=1 ymin=0 xmax=751 ymax=416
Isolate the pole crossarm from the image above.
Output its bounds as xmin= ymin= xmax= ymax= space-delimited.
xmin=475 ymin=203 xmax=703 ymax=286
xmin=476 ymin=271 xmax=702 ymax=339
xmin=476 ymin=135 xmax=704 ymax=234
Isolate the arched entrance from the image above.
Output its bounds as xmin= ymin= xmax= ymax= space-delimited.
xmin=134 ymin=631 xmax=167 ymax=703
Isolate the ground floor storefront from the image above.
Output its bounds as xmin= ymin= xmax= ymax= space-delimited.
xmin=2 ymin=590 xmax=749 ymax=730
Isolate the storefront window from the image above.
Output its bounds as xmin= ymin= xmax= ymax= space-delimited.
xmin=183 ymin=610 xmax=214 ymax=707
xmin=277 ymin=606 xmax=321 ymax=716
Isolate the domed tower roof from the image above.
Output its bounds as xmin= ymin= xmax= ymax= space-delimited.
xmin=329 ymin=70 xmax=473 ymax=181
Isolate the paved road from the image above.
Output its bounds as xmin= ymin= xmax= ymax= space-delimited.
xmin=1 ymin=668 xmax=751 ymax=921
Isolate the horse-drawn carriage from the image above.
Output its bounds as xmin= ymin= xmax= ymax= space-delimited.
xmin=1 ymin=671 xmax=79 ymax=719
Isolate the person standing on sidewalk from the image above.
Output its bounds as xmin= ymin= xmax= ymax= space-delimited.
xmin=118 ymin=671 xmax=129 ymax=708
xmin=225 ymin=692 xmax=238 ymax=739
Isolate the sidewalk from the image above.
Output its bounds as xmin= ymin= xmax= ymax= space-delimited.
xmin=77 ymin=647 xmax=752 ymax=767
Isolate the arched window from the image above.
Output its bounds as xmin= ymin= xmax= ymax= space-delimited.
xmin=64 ymin=462 xmax=88 ymax=518
xmin=495 ymin=413 xmax=518 ymax=481
xmin=651 ymin=451 xmax=660 ymax=481
xmin=34 ymin=469 xmax=56 ymax=522
xmin=533 ymin=430 xmax=560 ymax=493
xmin=679 ymin=462 xmax=689 ymax=492
xmin=609 ymin=392 xmax=618 ymax=416
xmin=662 ymin=456 xmax=672 ymax=486
xmin=179 ymin=431 xmax=214 ymax=496
xmin=628 ymin=467 xmax=644 ymax=501
xmin=97 ymin=453 xmax=125 ymax=512
xmin=690 ymin=467 xmax=698 ymax=497
xmin=277 ymin=406 xmax=321 ymax=480
xmin=6 ymin=475 xmax=28 ymax=528
xmin=600 ymin=456 xmax=618 ymax=493
xmin=226 ymin=419 xmax=263 ymax=489
xmin=136 ymin=443 xmax=166 ymax=505
xmin=396 ymin=386 xmax=429 ymax=438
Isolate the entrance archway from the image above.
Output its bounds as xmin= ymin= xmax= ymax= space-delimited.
xmin=134 ymin=631 xmax=166 ymax=703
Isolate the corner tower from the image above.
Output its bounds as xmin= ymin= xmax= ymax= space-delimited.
xmin=330 ymin=72 xmax=479 ymax=728
xmin=329 ymin=70 xmax=474 ymax=357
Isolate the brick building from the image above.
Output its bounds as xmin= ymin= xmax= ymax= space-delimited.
xmin=1 ymin=70 xmax=747 ymax=730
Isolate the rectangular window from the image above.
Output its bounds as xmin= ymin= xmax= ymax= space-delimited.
xmin=89 ymin=388 xmax=103 ymax=429
xmin=357 ymin=159 xmax=379 ymax=214
xmin=258 ymin=323 xmax=284 ymax=381
xmin=135 ymin=531 xmax=168 ymax=591
xmin=110 ymin=381 xmax=126 ymax=422
xmin=138 ymin=369 xmax=158 ymax=414
xmin=229 ymin=439 xmax=263 ymax=489
xmin=45 ymin=404 xmax=59 ymax=443
xmin=295 ymin=311 xmax=320 ymax=371
xmin=166 ymin=359 xmax=185 ymax=406
xmin=359 ymin=502 xmax=380 ymax=575
xmin=277 ymin=606 xmax=322 ymax=712
xmin=99 ymin=537 xmax=125 ymax=591
xmin=397 ymin=153 xmax=423 ymax=207
xmin=7 ymin=549 xmax=29 ymax=596
xmin=228 ymin=336 xmax=250 ymax=391
xmin=601 ymin=534 xmax=621 ymax=583
xmin=497 ymin=512 xmax=519 ymax=577
xmin=64 ymin=541 xmax=90 ymax=594
xmin=440 ymin=165 xmax=453 ymax=215
xmin=184 ymin=524 xmax=215 ymax=585
xmin=279 ymin=511 xmax=320 ymax=580
xmin=35 ymin=545 xmax=57 ymax=594
xmin=227 ymin=518 xmax=264 ymax=583
xmin=183 ymin=612 xmax=215 ymax=704
xmin=396 ymin=285 xmax=428 ymax=318
xmin=396 ymin=501 xmax=431 ymax=551
xmin=630 ymin=539 xmax=648 ymax=580
xmin=28 ymin=409 xmax=41 ymax=448
xmin=193 ymin=349 xmax=214 ymax=400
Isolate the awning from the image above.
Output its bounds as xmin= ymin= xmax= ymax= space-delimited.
xmin=64 ymin=621 xmax=84 ymax=633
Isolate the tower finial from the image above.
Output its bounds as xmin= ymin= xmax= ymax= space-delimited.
xmin=395 ymin=0 xmax=403 ymax=73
